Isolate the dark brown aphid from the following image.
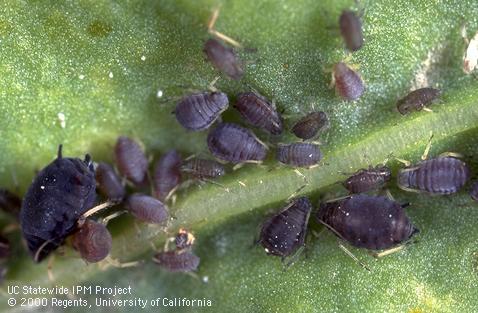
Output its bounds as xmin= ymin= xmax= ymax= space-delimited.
xmin=234 ymin=92 xmax=283 ymax=135
xmin=95 ymin=162 xmax=125 ymax=202
xmin=72 ymin=219 xmax=112 ymax=263
xmin=207 ymin=123 xmax=267 ymax=164
xmin=276 ymin=143 xmax=322 ymax=167
xmin=153 ymin=250 xmax=200 ymax=272
xmin=204 ymin=38 xmax=244 ymax=80
xmin=291 ymin=111 xmax=329 ymax=140
xmin=333 ymin=62 xmax=364 ymax=101
xmin=343 ymin=165 xmax=391 ymax=193
xmin=317 ymin=194 xmax=418 ymax=250
xmin=396 ymin=88 xmax=441 ymax=115
xmin=125 ymin=193 xmax=169 ymax=224
xmin=175 ymin=228 xmax=196 ymax=250
xmin=259 ymin=197 xmax=312 ymax=258
xmin=339 ymin=10 xmax=363 ymax=52
xmin=0 ymin=235 xmax=10 ymax=259
xmin=175 ymin=92 xmax=229 ymax=131
xmin=0 ymin=189 xmax=21 ymax=218
xmin=153 ymin=150 xmax=182 ymax=201
xmin=181 ymin=158 xmax=225 ymax=179
xmin=470 ymin=181 xmax=478 ymax=202
xmin=114 ymin=136 xmax=148 ymax=186
xmin=398 ymin=156 xmax=469 ymax=195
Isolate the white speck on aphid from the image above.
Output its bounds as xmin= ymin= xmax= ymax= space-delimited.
xmin=109 ymin=72 xmax=114 ymax=79
xmin=141 ymin=55 xmax=146 ymax=61
xmin=78 ymin=74 xmax=85 ymax=80
xmin=40 ymin=186 xmax=45 ymax=190
xmin=57 ymin=112 xmax=66 ymax=128
xmin=156 ymin=90 xmax=163 ymax=98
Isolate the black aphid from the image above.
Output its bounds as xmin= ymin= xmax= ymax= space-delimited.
xmin=95 ymin=162 xmax=125 ymax=202
xmin=72 ymin=219 xmax=112 ymax=263
xmin=207 ymin=123 xmax=268 ymax=164
xmin=153 ymin=150 xmax=182 ymax=201
xmin=317 ymin=194 xmax=418 ymax=250
xmin=470 ymin=181 xmax=478 ymax=202
xmin=175 ymin=228 xmax=196 ymax=250
xmin=204 ymin=38 xmax=244 ymax=80
xmin=234 ymin=92 xmax=283 ymax=135
xmin=125 ymin=194 xmax=169 ymax=224
xmin=20 ymin=145 xmax=96 ymax=262
xmin=339 ymin=10 xmax=363 ymax=52
xmin=153 ymin=250 xmax=200 ymax=272
xmin=396 ymin=88 xmax=441 ymax=115
xmin=181 ymin=158 xmax=225 ymax=179
xmin=114 ymin=136 xmax=148 ymax=186
xmin=0 ymin=189 xmax=21 ymax=218
xmin=258 ymin=197 xmax=312 ymax=259
xmin=276 ymin=143 xmax=322 ymax=167
xmin=175 ymin=92 xmax=229 ymax=131
xmin=343 ymin=165 xmax=391 ymax=194
xmin=334 ymin=62 xmax=364 ymax=101
xmin=291 ymin=111 xmax=329 ymax=140
xmin=397 ymin=156 xmax=469 ymax=195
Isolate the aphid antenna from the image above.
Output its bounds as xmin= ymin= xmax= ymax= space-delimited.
xmin=422 ymin=107 xmax=433 ymax=113
xmin=33 ymin=238 xmax=55 ymax=263
xmin=395 ymin=157 xmax=411 ymax=167
xmin=101 ymin=210 xmax=127 ymax=225
xmin=382 ymin=189 xmax=395 ymax=202
xmin=338 ymin=242 xmax=371 ymax=272
xmin=79 ymin=201 xmax=116 ymax=223
xmin=164 ymin=185 xmax=180 ymax=202
xmin=323 ymin=195 xmax=352 ymax=203
xmin=207 ymin=7 xmax=242 ymax=48
xmin=282 ymin=245 xmax=305 ymax=269
xmin=201 ymin=178 xmax=230 ymax=193
xmin=421 ymin=131 xmax=434 ymax=161
xmin=207 ymin=76 xmax=220 ymax=92
xmin=438 ymin=151 xmax=464 ymax=159
xmin=287 ymin=184 xmax=308 ymax=201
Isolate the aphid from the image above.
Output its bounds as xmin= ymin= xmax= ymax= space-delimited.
xmin=0 ymin=189 xmax=21 ymax=218
xmin=317 ymin=194 xmax=418 ymax=250
xmin=398 ymin=156 xmax=469 ymax=195
xmin=234 ymin=92 xmax=283 ymax=135
xmin=152 ymin=250 xmax=200 ymax=272
xmin=153 ymin=150 xmax=182 ymax=201
xmin=396 ymin=88 xmax=441 ymax=115
xmin=20 ymin=145 xmax=96 ymax=262
xmin=343 ymin=165 xmax=391 ymax=193
xmin=204 ymin=38 xmax=244 ymax=80
xmin=258 ymin=197 xmax=312 ymax=259
xmin=339 ymin=10 xmax=363 ymax=52
xmin=181 ymin=158 xmax=225 ymax=179
xmin=291 ymin=111 xmax=329 ymax=140
xmin=125 ymin=193 xmax=169 ymax=224
xmin=175 ymin=92 xmax=229 ymax=131
xmin=72 ymin=219 xmax=112 ymax=263
xmin=0 ymin=235 xmax=10 ymax=259
xmin=175 ymin=228 xmax=196 ymax=250
xmin=276 ymin=143 xmax=322 ymax=168
xmin=470 ymin=181 xmax=478 ymax=202
xmin=207 ymin=123 xmax=268 ymax=164
xmin=95 ymin=162 xmax=125 ymax=202
xmin=114 ymin=136 xmax=148 ymax=186
xmin=333 ymin=62 xmax=364 ymax=101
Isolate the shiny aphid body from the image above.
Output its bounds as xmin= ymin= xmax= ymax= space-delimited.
xmin=153 ymin=250 xmax=200 ymax=272
xmin=20 ymin=145 xmax=96 ymax=262
xmin=397 ymin=156 xmax=470 ymax=195
xmin=204 ymin=38 xmax=244 ymax=80
xmin=259 ymin=197 xmax=312 ymax=258
xmin=125 ymin=193 xmax=169 ymax=224
xmin=276 ymin=143 xmax=322 ymax=167
xmin=339 ymin=10 xmax=363 ymax=52
xmin=0 ymin=189 xmax=21 ymax=218
xmin=207 ymin=123 xmax=267 ymax=163
xmin=343 ymin=165 xmax=392 ymax=194
xmin=334 ymin=62 xmax=364 ymax=101
xmin=181 ymin=158 xmax=225 ymax=179
xmin=234 ymin=92 xmax=283 ymax=135
xmin=153 ymin=150 xmax=182 ymax=201
xmin=291 ymin=111 xmax=329 ymax=140
xmin=114 ymin=136 xmax=148 ymax=186
xmin=175 ymin=92 xmax=229 ymax=131
xmin=317 ymin=194 xmax=418 ymax=250
xmin=72 ymin=219 xmax=112 ymax=263
xmin=95 ymin=162 xmax=125 ymax=202
xmin=396 ymin=88 xmax=441 ymax=115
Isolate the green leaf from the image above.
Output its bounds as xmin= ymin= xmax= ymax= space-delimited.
xmin=1 ymin=0 xmax=478 ymax=312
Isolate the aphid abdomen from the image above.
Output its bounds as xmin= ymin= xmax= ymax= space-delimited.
xmin=339 ymin=10 xmax=363 ymax=52
xmin=334 ymin=62 xmax=364 ymax=101
xmin=153 ymin=250 xmax=200 ymax=272
xmin=343 ymin=167 xmax=391 ymax=193
xmin=73 ymin=219 xmax=112 ymax=263
xmin=291 ymin=111 xmax=329 ymax=140
xmin=125 ymin=194 xmax=169 ymax=224
xmin=153 ymin=150 xmax=182 ymax=200
xmin=235 ymin=92 xmax=283 ymax=135
xmin=114 ymin=136 xmax=148 ymax=186
xmin=204 ymin=38 xmax=243 ymax=80
xmin=95 ymin=162 xmax=125 ymax=202
xmin=276 ymin=143 xmax=322 ymax=167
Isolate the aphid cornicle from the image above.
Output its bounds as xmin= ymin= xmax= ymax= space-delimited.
xmin=343 ymin=165 xmax=392 ymax=194
xmin=114 ymin=136 xmax=148 ymax=186
xmin=0 ymin=189 xmax=21 ymax=218
xmin=207 ymin=123 xmax=268 ymax=164
xmin=291 ymin=111 xmax=329 ymax=140
xmin=339 ymin=10 xmax=363 ymax=52
xmin=333 ymin=62 xmax=364 ymax=101
xmin=152 ymin=250 xmax=200 ymax=272
xmin=276 ymin=143 xmax=322 ymax=167
xmin=204 ymin=38 xmax=244 ymax=80
xmin=317 ymin=194 xmax=419 ymax=250
xmin=259 ymin=197 xmax=312 ymax=259
xmin=95 ymin=162 xmax=125 ymax=202
xmin=153 ymin=150 xmax=182 ymax=201
xmin=72 ymin=219 xmax=112 ymax=263
xmin=397 ymin=156 xmax=470 ymax=195
xmin=234 ymin=92 xmax=283 ymax=135
xmin=180 ymin=158 xmax=225 ymax=179
xmin=396 ymin=88 xmax=440 ymax=115
xmin=175 ymin=92 xmax=229 ymax=131
xmin=20 ymin=145 xmax=97 ymax=262
xmin=125 ymin=194 xmax=169 ymax=224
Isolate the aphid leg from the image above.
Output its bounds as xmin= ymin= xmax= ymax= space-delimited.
xmin=371 ymin=245 xmax=405 ymax=258
xmin=328 ymin=71 xmax=336 ymax=89
xmin=382 ymin=189 xmax=395 ymax=201
xmin=338 ymin=242 xmax=371 ymax=271
xmin=165 ymin=185 xmax=180 ymax=202
xmin=47 ymin=255 xmax=56 ymax=282
xmin=34 ymin=239 xmax=55 ymax=263
xmin=104 ymin=256 xmax=142 ymax=268
xmin=395 ymin=158 xmax=411 ymax=167
xmin=422 ymin=107 xmax=433 ymax=113
xmin=101 ymin=210 xmax=127 ymax=225
xmin=438 ymin=151 xmax=464 ymax=159
xmin=323 ymin=195 xmax=353 ymax=203
xmin=421 ymin=131 xmax=434 ymax=161
xmin=78 ymin=201 xmax=116 ymax=225
xmin=207 ymin=7 xmax=242 ymax=48
xmin=208 ymin=76 xmax=220 ymax=92
xmin=282 ymin=245 xmax=305 ymax=269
